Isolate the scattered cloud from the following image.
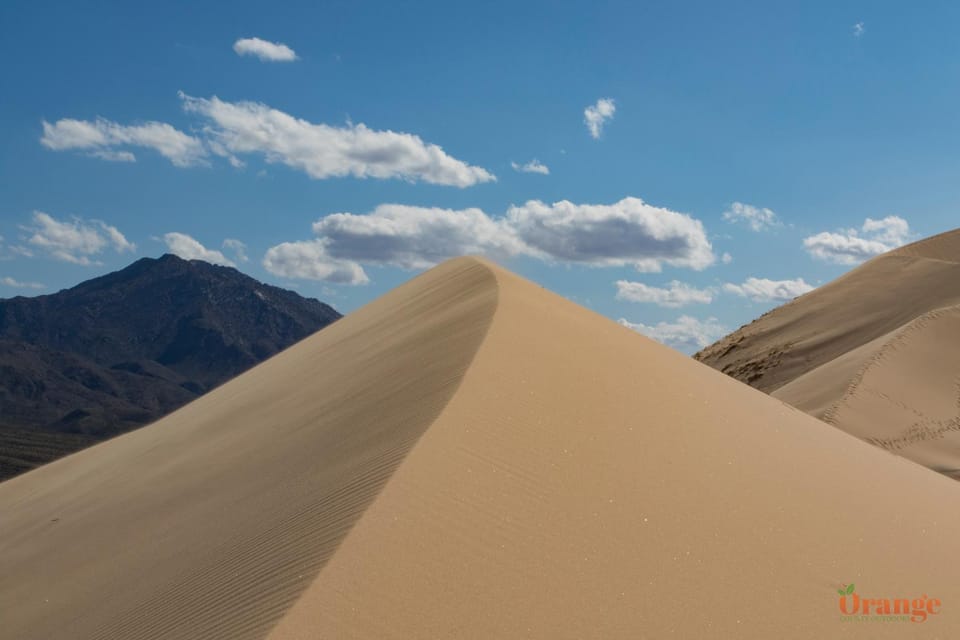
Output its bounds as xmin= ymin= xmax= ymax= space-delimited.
xmin=179 ymin=93 xmax=494 ymax=187
xmin=1 ymin=276 xmax=44 ymax=290
xmin=233 ymin=37 xmax=298 ymax=62
xmin=722 ymin=202 xmax=781 ymax=232
xmin=615 ymin=280 xmax=714 ymax=307
xmin=264 ymin=197 xmax=714 ymax=284
xmin=162 ymin=232 xmax=235 ymax=266
xmin=721 ymin=252 xmax=733 ymax=264
xmin=619 ymin=315 xmax=726 ymax=353
xmin=506 ymin=197 xmax=715 ymax=271
xmin=584 ymin=98 xmax=616 ymax=139
xmin=511 ymin=159 xmax=550 ymax=175
xmin=41 ymin=118 xmax=207 ymax=167
xmin=24 ymin=212 xmax=135 ymax=265
xmin=723 ymin=276 xmax=814 ymax=302
xmin=222 ymin=238 xmax=249 ymax=263
xmin=853 ymin=22 xmax=865 ymax=38
xmin=804 ymin=216 xmax=912 ymax=264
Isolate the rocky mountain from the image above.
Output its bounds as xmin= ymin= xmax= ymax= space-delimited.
xmin=0 ymin=254 xmax=340 ymax=480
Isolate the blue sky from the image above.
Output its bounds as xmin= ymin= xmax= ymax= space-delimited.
xmin=3 ymin=0 xmax=960 ymax=352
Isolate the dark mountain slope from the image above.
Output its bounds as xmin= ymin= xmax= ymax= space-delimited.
xmin=0 ymin=254 xmax=340 ymax=479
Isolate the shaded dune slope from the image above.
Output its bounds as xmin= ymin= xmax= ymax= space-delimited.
xmin=0 ymin=259 xmax=497 ymax=640
xmin=3 ymin=258 xmax=960 ymax=638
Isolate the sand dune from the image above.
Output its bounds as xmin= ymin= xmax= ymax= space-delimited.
xmin=697 ymin=228 xmax=960 ymax=393
xmin=698 ymin=228 xmax=960 ymax=478
xmin=3 ymin=257 xmax=960 ymax=638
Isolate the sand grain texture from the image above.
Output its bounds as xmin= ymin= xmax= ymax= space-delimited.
xmin=2 ymin=257 xmax=960 ymax=638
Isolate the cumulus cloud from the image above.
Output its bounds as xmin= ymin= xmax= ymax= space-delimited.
xmin=804 ymin=216 xmax=912 ymax=264
xmin=619 ymin=315 xmax=726 ymax=353
xmin=723 ymin=277 xmax=814 ymax=302
xmin=721 ymin=202 xmax=781 ymax=232
xmin=41 ymin=118 xmax=207 ymax=167
xmin=853 ymin=22 xmax=865 ymax=38
xmin=506 ymin=197 xmax=715 ymax=271
xmin=24 ymin=212 xmax=135 ymax=265
xmin=584 ymin=98 xmax=616 ymax=139
xmin=264 ymin=197 xmax=715 ymax=284
xmin=222 ymin=238 xmax=249 ymax=263
xmin=511 ymin=159 xmax=550 ymax=175
xmin=180 ymin=93 xmax=494 ymax=187
xmin=163 ymin=232 xmax=235 ymax=266
xmin=233 ymin=37 xmax=298 ymax=62
xmin=263 ymin=240 xmax=370 ymax=285
xmin=1 ymin=276 xmax=44 ymax=290
xmin=615 ymin=280 xmax=714 ymax=307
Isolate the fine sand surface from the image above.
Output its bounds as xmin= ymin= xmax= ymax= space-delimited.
xmin=3 ymin=257 xmax=960 ymax=638
xmin=697 ymin=228 xmax=960 ymax=478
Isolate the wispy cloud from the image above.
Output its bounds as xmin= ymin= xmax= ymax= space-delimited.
xmin=619 ymin=315 xmax=726 ymax=353
xmin=222 ymin=238 xmax=249 ymax=263
xmin=721 ymin=202 xmax=781 ymax=232
xmin=615 ymin=280 xmax=714 ymax=307
xmin=1 ymin=276 xmax=44 ymax=290
xmin=264 ymin=197 xmax=715 ymax=284
xmin=23 ymin=212 xmax=135 ymax=265
xmin=584 ymin=98 xmax=616 ymax=139
xmin=233 ymin=37 xmax=298 ymax=62
xmin=511 ymin=159 xmax=550 ymax=175
xmin=162 ymin=232 xmax=235 ymax=266
xmin=804 ymin=216 xmax=911 ymax=264
xmin=180 ymin=93 xmax=495 ymax=187
xmin=853 ymin=22 xmax=865 ymax=38
xmin=723 ymin=277 xmax=814 ymax=302
xmin=41 ymin=118 xmax=206 ymax=167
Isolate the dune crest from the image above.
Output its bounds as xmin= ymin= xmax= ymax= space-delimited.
xmin=3 ymin=257 xmax=960 ymax=638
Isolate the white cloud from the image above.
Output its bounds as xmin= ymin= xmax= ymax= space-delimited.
xmin=584 ymin=98 xmax=616 ymax=139
xmin=853 ymin=22 xmax=865 ymax=38
xmin=722 ymin=202 xmax=781 ymax=232
xmin=263 ymin=240 xmax=370 ymax=285
xmin=1 ymin=276 xmax=44 ymax=290
xmin=179 ymin=93 xmax=494 ymax=187
xmin=511 ymin=159 xmax=550 ymax=175
xmin=263 ymin=204 xmax=524 ymax=283
xmin=89 ymin=149 xmax=137 ymax=162
xmin=723 ymin=277 xmax=814 ymax=302
xmin=615 ymin=280 xmax=714 ymax=307
xmin=265 ymin=197 xmax=715 ymax=284
xmin=41 ymin=118 xmax=207 ymax=167
xmin=506 ymin=197 xmax=715 ymax=271
xmin=24 ymin=212 xmax=135 ymax=265
xmin=619 ymin=315 xmax=726 ymax=353
xmin=162 ymin=232 xmax=235 ymax=266
xmin=222 ymin=238 xmax=249 ymax=263
xmin=233 ymin=37 xmax=298 ymax=62
xmin=804 ymin=216 xmax=912 ymax=264
xmin=721 ymin=252 xmax=733 ymax=264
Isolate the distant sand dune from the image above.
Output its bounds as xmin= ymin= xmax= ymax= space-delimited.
xmin=699 ymin=228 xmax=960 ymax=479
xmin=3 ymin=257 xmax=960 ymax=638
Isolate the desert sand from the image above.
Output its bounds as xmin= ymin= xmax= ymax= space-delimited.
xmin=2 ymin=256 xmax=960 ymax=638
xmin=697 ymin=228 xmax=960 ymax=479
